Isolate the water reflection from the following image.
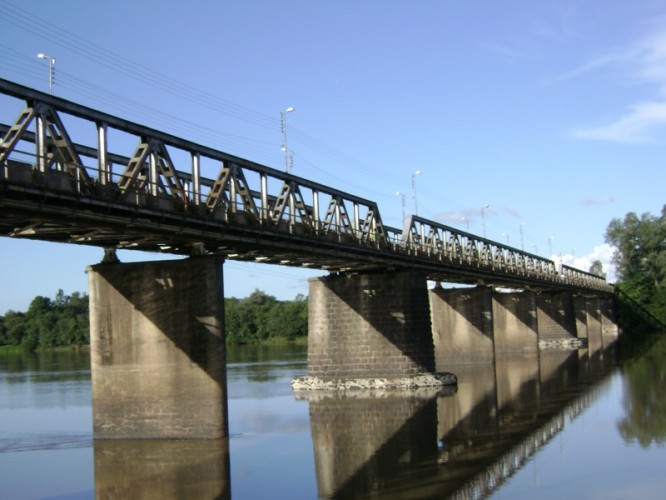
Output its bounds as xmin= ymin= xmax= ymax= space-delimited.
xmin=618 ymin=338 xmax=666 ymax=447
xmin=297 ymin=343 xmax=618 ymax=499
xmin=8 ymin=335 xmax=666 ymax=498
xmin=94 ymin=439 xmax=230 ymax=499
xmin=296 ymin=388 xmax=447 ymax=499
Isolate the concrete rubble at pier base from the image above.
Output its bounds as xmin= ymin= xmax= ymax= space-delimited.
xmin=291 ymin=371 xmax=457 ymax=391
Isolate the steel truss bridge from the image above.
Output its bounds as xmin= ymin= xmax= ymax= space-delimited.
xmin=0 ymin=78 xmax=611 ymax=293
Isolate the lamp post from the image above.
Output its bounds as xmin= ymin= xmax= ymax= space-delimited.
xmin=548 ymin=236 xmax=554 ymax=258
xmin=461 ymin=217 xmax=469 ymax=231
xmin=37 ymin=53 xmax=55 ymax=95
xmin=280 ymin=107 xmax=294 ymax=173
xmin=395 ymin=191 xmax=406 ymax=224
xmin=502 ymin=232 xmax=509 ymax=245
xmin=481 ymin=203 xmax=490 ymax=238
xmin=411 ymin=170 xmax=421 ymax=215
xmin=520 ymin=222 xmax=525 ymax=251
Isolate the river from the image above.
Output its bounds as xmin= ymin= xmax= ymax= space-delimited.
xmin=1 ymin=337 xmax=665 ymax=499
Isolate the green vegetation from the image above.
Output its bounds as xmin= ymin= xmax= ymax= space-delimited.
xmin=0 ymin=288 xmax=308 ymax=351
xmin=0 ymin=290 xmax=89 ymax=350
xmin=606 ymin=205 xmax=666 ymax=323
xmin=605 ymin=205 xmax=666 ymax=359
xmin=606 ymin=205 xmax=666 ymax=332
xmin=225 ymin=290 xmax=308 ymax=344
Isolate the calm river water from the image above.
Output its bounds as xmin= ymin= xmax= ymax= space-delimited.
xmin=1 ymin=337 xmax=666 ymax=499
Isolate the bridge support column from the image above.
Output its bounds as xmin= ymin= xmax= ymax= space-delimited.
xmin=600 ymin=296 xmax=619 ymax=343
xmin=88 ymin=257 xmax=228 ymax=439
xmin=573 ymin=295 xmax=589 ymax=340
xmin=585 ymin=297 xmax=603 ymax=352
xmin=430 ymin=286 xmax=494 ymax=366
xmin=536 ymin=291 xmax=578 ymax=348
xmin=492 ymin=290 xmax=538 ymax=356
xmin=294 ymin=271 xmax=455 ymax=389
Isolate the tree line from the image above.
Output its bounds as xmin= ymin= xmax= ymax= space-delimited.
xmin=0 ymin=289 xmax=308 ymax=350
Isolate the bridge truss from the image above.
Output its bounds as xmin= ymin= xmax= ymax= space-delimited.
xmin=0 ymin=78 xmax=611 ymax=293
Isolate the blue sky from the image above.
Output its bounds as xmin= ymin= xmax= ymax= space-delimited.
xmin=0 ymin=0 xmax=664 ymax=313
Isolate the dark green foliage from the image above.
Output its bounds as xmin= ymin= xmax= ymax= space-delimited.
xmin=1 ymin=288 xmax=308 ymax=350
xmin=224 ymin=290 xmax=308 ymax=343
xmin=606 ymin=205 xmax=666 ymax=325
xmin=0 ymin=290 xmax=90 ymax=350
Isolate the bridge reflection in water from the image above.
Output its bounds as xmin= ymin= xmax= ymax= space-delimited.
xmin=90 ymin=341 xmax=616 ymax=498
xmin=298 ymin=342 xmax=616 ymax=499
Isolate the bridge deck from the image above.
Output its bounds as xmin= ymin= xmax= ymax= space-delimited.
xmin=0 ymin=78 xmax=612 ymax=293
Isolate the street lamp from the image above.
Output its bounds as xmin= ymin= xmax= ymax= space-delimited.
xmin=395 ymin=191 xmax=406 ymax=224
xmin=502 ymin=232 xmax=510 ymax=245
xmin=548 ymin=236 xmax=554 ymax=258
xmin=37 ymin=53 xmax=55 ymax=95
xmin=481 ymin=203 xmax=490 ymax=238
xmin=520 ymin=222 xmax=525 ymax=251
xmin=461 ymin=217 xmax=469 ymax=230
xmin=411 ymin=170 xmax=421 ymax=215
xmin=280 ymin=107 xmax=294 ymax=173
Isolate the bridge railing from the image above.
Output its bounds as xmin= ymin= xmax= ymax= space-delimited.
xmin=0 ymin=78 xmax=613 ymax=292
xmin=0 ymin=78 xmax=392 ymax=251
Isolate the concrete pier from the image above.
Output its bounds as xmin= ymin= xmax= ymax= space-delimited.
xmin=88 ymin=257 xmax=228 ymax=439
xmin=430 ymin=286 xmax=494 ymax=364
xmin=573 ymin=295 xmax=589 ymax=340
xmin=536 ymin=291 xmax=577 ymax=347
xmin=492 ymin=290 xmax=539 ymax=355
xmin=600 ymin=296 xmax=619 ymax=343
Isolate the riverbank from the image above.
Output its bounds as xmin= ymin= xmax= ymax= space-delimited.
xmin=0 ymin=335 xmax=309 ymax=354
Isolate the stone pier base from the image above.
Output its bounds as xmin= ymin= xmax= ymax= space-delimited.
xmin=295 ymin=271 xmax=456 ymax=390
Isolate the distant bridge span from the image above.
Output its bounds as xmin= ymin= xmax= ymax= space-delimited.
xmin=0 ymin=78 xmax=610 ymax=293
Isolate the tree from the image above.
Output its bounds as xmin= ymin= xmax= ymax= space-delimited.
xmin=223 ymin=290 xmax=309 ymax=343
xmin=606 ymin=205 xmax=666 ymax=322
xmin=589 ymin=259 xmax=606 ymax=278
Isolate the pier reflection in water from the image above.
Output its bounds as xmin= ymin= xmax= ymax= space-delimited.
xmin=94 ymin=439 xmax=230 ymax=499
xmin=1 ymin=341 xmax=626 ymax=498
xmin=296 ymin=343 xmax=616 ymax=499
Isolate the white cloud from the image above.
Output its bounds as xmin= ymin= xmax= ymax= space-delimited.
xmin=556 ymin=243 xmax=617 ymax=282
xmin=565 ymin=22 xmax=666 ymax=143
xmin=572 ymin=100 xmax=666 ymax=143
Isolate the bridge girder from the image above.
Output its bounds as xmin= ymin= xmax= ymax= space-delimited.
xmin=0 ymin=78 xmax=612 ymax=294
